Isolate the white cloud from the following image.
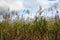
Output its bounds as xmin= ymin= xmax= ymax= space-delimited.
xmin=37 ymin=0 xmax=59 ymax=9
xmin=37 ymin=0 xmax=50 ymax=9
xmin=0 ymin=0 xmax=59 ymax=11
xmin=23 ymin=0 xmax=39 ymax=10
xmin=0 ymin=0 xmax=24 ymax=10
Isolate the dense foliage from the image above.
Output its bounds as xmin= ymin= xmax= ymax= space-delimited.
xmin=0 ymin=18 xmax=60 ymax=40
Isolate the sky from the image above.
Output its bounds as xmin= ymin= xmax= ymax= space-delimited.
xmin=0 ymin=0 xmax=59 ymax=10
xmin=0 ymin=0 xmax=60 ymax=19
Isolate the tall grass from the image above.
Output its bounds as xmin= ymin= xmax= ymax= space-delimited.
xmin=0 ymin=18 xmax=60 ymax=40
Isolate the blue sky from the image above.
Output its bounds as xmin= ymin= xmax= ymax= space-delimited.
xmin=0 ymin=0 xmax=60 ymax=19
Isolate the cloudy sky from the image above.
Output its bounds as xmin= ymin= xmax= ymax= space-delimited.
xmin=0 ymin=0 xmax=60 ymax=19
xmin=0 ymin=0 xmax=59 ymax=10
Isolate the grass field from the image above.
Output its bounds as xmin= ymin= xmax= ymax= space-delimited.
xmin=0 ymin=18 xmax=60 ymax=40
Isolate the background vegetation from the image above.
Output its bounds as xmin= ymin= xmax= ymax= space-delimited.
xmin=0 ymin=17 xmax=60 ymax=40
